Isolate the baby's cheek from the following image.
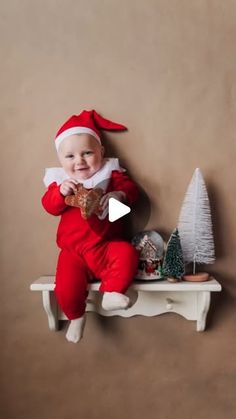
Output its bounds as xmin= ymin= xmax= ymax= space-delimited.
xmin=91 ymin=161 xmax=103 ymax=174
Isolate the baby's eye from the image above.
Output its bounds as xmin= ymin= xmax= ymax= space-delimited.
xmin=84 ymin=151 xmax=93 ymax=156
xmin=65 ymin=154 xmax=74 ymax=158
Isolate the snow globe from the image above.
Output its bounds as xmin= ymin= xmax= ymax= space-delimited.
xmin=132 ymin=230 xmax=165 ymax=280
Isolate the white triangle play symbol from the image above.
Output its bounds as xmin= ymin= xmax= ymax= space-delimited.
xmin=108 ymin=197 xmax=131 ymax=222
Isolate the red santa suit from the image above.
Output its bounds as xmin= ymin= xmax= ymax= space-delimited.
xmin=42 ymin=158 xmax=139 ymax=320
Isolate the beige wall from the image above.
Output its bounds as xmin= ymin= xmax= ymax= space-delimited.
xmin=1 ymin=1 xmax=236 ymax=418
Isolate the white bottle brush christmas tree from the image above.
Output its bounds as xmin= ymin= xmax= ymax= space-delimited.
xmin=178 ymin=168 xmax=215 ymax=280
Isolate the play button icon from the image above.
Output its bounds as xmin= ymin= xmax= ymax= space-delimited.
xmin=108 ymin=197 xmax=131 ymax=222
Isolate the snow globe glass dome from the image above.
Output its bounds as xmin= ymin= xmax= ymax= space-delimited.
xmin=132 ymin=230 xmax=165 ymax=280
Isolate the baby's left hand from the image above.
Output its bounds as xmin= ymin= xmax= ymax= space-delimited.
xmin=98 ymin=191 xmax=126 ymax=220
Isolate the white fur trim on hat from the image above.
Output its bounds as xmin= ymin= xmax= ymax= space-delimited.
xmin=55 ymin=127 xmax=101 ymax=151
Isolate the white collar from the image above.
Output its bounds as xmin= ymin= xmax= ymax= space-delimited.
xmin=43 ymin=158 xmax=125 ymax=191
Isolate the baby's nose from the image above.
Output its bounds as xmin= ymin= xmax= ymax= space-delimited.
xmin=75 ymin=155 xmax=85 ymax=164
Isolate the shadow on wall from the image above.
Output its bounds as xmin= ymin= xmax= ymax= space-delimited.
xmin=208 ymin=181 xmax=227 ymax=260
xmin=207 ymin=273 xmax=236 ymax=330
xmin=102 ymin=131 xmax=153 ymax=239
xmin=124 ymin=185 xmax=152 ymax=239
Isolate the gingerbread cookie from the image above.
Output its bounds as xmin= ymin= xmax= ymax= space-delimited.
xmin=65 ymin=183 xmax=104 ymax=219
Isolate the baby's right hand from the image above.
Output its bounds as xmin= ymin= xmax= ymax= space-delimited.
xmin=60 ymin=179 xmax=78 ymax=197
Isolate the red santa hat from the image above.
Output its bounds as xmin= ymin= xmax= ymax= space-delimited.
xmin=55 ymin=109 xmax=127 ymax=151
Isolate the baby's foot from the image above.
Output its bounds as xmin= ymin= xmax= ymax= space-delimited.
xmin=66 ymin=315 xmax=86 ymax=343
xmin=102 ymin=292 xmax=130 ymax=311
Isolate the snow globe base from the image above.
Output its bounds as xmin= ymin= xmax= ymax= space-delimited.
xmin=135 ymin=268 xmax=164 ymax=281
xmin=183 ymin=272 xmax=210 ymax=282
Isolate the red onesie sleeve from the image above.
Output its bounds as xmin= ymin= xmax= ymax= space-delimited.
xmin=41 ymin=182 xmax=68 ymax=216
xmin=109 ymin=171 xmax=139 ymax=205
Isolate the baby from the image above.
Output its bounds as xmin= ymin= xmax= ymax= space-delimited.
xmin=42 ymin=110 xmax=139 ymax=343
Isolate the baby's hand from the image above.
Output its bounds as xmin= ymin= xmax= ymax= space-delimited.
xmin=60 ymin=179 xmax=78 ymax=197
xmin=98 ymin=191 xmax=126 ymax=220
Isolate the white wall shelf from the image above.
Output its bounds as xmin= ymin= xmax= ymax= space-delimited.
xmin=30 ymin=276 xmax=221 ymax=332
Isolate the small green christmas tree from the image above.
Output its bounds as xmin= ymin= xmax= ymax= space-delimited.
xmin=163 ymin=228 xmax=185 ymax=282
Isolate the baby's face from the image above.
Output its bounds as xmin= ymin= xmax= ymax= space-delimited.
xmin=58 ymin=134 xmax=104 ymax=180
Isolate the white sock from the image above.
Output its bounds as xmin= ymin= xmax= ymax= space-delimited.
xmin=66 ymin=315 xmax=86 ymax=343
xmin=102 ymin=292 xmax=130 ymax=311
